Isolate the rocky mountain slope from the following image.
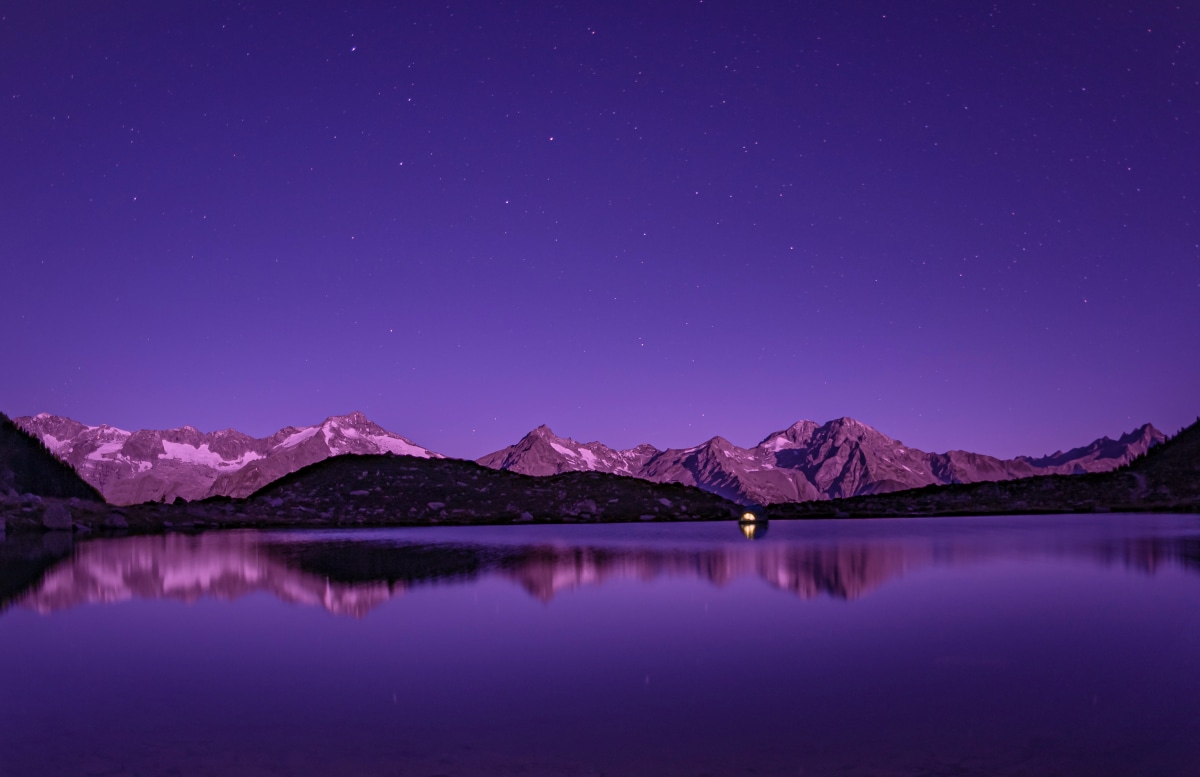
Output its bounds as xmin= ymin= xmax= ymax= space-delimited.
xmin=480 ymin=418 xmax=1164 ymax=504
xmin=14 ymin=412 xmax=440 ymax=505
xmin=773 ymin=418 xmax=1200 ymax=518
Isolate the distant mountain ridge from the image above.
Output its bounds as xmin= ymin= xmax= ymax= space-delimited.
xmin=14 ymin=412 xmax=440 ymax=506
xmin=479 ymin=418 xmax=1164 ymax=505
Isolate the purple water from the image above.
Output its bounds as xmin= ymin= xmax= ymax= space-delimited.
xmin=2 ymin=513 xmax=1199 ymax=776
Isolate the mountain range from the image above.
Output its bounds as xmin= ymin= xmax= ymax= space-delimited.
xmin=477 ymin=418 xmax=1164 ymax=505
xmin=13 ymin=411 xmax=1162 ymax=508
xmin=13 ymin=411 xmax=439 ymax=506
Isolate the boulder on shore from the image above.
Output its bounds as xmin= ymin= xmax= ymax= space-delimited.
xmin=42 ymin=503 xmax=73 ymax=531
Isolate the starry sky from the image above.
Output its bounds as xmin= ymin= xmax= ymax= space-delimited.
xmin=3 ymin=1 xmax=1198 ymax=460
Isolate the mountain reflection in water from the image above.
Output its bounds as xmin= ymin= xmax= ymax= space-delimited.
xmin=3 ymin=515 xmax=1200 ymax=618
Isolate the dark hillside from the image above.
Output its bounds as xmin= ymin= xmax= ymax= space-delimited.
xmin=236 ymin=452 xmax=742 ymax=526
xmin=0 ymin=412 xmax=103 ymax=501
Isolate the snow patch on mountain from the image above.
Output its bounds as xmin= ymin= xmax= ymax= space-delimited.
xmin=279 ymin=427 xmax=321 ymax=449
xmin=160 ymin=440 xmax=263 ymax=469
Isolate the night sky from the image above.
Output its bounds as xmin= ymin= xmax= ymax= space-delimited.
xmin=4 ymin=1 xmax=1198 ymax=460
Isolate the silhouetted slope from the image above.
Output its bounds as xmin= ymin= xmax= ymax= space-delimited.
xmin=237 ymin=452 xmax=741 ymax=526
xmin=772 ymin=419 xmax=1200 ymax=518
xmin=0 ymin=412 xmax=103 ymax=501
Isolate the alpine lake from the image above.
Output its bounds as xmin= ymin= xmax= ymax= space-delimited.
xmin=2 ymin=512 xmax=1199 ymax=776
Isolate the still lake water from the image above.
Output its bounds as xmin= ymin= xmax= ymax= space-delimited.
xmin=2 ymin=513 xmax=1200 ymax=776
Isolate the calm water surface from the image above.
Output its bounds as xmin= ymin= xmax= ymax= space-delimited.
xmin=2 ymin=514 xmax=1200 ymax=776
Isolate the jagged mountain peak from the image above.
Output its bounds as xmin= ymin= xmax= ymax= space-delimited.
xmin=824 ymin=416 xmax=885 ymax=435
xmin=1122 ymin=423 xmax=1161 ymax=443
xmin=323 ymin=410 xmax=372 ymax=427
xmin=477 ymin=424 xmax=653 ymax=478
xmin=698 ymin=435 xmax=736 ymax=453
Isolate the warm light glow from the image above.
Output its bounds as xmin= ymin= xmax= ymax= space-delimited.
xmin=740 ymin=523 xmax=757 ymax=540
xmin=741 ymin=512 xmax=756 ymax=522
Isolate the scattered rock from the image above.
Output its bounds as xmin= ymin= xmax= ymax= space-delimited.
xmin=518 ymin=511 xmax=534 ymax=522
xmin=639 ymin=515 xmax=656 ymax=521
xmin=427 ymin=501 xmax=446 ymax=510
xmin=569 ymin=499 xmax=597 ymax=516
xmin=658 ymin=498 xmax=672 ymax=508
xmin=42 ymin=502 xmax=73 ymax=531
xmin=349 ymin=490 xmax=370 ymax=497
xmin=104 ymin=513 xmax=129 ymax=529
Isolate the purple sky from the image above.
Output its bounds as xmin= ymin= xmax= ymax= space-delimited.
xmin=3 ymin=1 xmax=1197 ymax=460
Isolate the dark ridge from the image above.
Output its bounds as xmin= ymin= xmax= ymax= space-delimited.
xmin=0 ymin=411 xmax=104 ymax=502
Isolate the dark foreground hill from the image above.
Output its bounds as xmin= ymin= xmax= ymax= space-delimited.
xmin=233 ymin=452 xmax=743 ymax=526
xmin=771 ymin=418 xmax=1200 ymax=519
xmin=0 ymin=412 xmax=102 ymax=502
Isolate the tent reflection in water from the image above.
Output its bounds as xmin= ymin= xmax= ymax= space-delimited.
xmin=737 ymin=510 xmax=768 ymax=540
